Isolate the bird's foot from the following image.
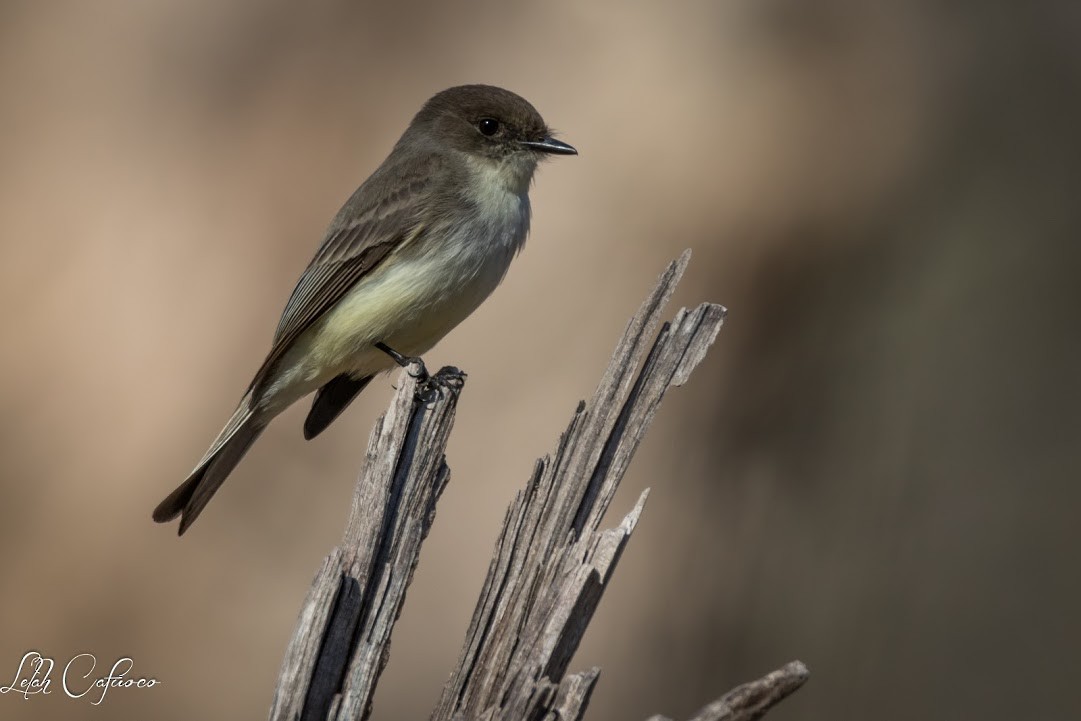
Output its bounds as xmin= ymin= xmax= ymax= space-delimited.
xmin=375 ymin=342 xmax=429 ymax=382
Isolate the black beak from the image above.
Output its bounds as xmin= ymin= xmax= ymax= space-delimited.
xmin=522 ymin=137 xmax=578 ymax=155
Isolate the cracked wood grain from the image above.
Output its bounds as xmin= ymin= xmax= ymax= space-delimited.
xmin=270 ymin=252 xmax=808 ymax=721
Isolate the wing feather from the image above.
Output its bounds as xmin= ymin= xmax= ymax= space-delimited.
xmin=246 ymin=152 xmax=445 ymax=401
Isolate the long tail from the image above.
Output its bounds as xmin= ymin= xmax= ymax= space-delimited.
xmin=153 ymin=402 xmax=267 ymax=535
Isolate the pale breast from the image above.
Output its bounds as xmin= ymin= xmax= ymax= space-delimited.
xmin=264 ymin=156 xmax=533 ymax=409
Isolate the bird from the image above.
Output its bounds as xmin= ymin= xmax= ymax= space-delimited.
xmin=152 ymin=84 xmax=576 ymax=535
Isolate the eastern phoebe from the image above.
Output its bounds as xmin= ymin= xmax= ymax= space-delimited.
xmin=153 ymin=85 xmax=576 ymax=535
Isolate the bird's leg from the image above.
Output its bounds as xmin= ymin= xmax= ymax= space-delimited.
xmin=375 ymin=342 xmax=429 ymax=382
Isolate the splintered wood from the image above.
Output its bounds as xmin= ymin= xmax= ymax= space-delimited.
xmin=270 ymin=252 xmax=807 ymax=721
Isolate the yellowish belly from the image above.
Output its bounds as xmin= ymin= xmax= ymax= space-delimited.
xmin=263 ymin=243 xmax=514 ymax=410
xmin=260 ymin=157 xmax=532 ymax=414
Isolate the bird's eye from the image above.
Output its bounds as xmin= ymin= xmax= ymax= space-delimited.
xmin=477 ymin=118 xmax=500 ymax=136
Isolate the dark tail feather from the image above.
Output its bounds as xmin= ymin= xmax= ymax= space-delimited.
xmin=303 ymin=374 xmax=371 ymax=440
xmin=153 ymin=410 xmax=266 ymax=535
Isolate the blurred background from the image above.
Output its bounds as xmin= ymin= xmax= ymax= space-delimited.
xmin=2 ymin=0 xmax=1078 ymax=719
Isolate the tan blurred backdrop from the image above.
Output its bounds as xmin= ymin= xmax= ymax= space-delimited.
xmin=2 ymin=1 xmax=1079 ymax=719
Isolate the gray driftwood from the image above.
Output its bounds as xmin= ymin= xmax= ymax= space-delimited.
xmin=269 ymin=362 xmax=465 ymax=721
xmin=270 ymin=251 xmax=809 ymax=721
